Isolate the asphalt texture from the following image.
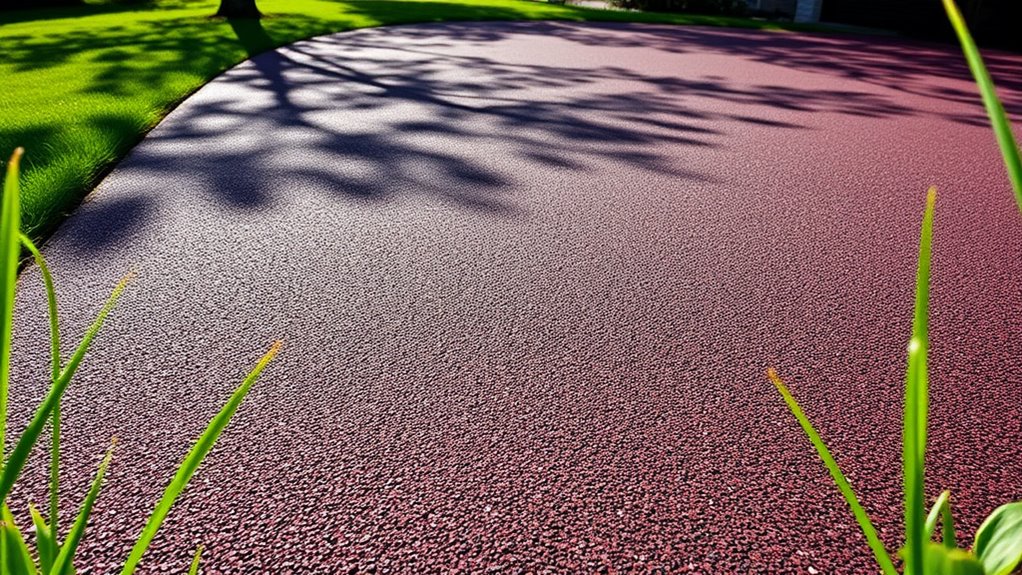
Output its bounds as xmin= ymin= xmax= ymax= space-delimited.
xmin=8 ymin=21 xmax=1022 ymax=575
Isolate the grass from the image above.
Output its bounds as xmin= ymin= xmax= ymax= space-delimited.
xmin=1 ymin=0 xmax=851 ymax=240
xmin=941 ymin=0 xmax=1022 ymax=213
xmin=770 ymin=186 xmax=1021 ymax=574
xmin=4 ymin=0 xmax=1021 ymax=571
xmin=0 ymin=147 xmax=283 ymax=573
xmin=766 ymin=4 xmax=1022 ymax=574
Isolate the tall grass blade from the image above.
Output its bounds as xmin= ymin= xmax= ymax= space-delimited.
xmin=28 ymin=505 xmax=56 ymax=575
xmin=2 ymin=504 xmax=38 ymax=575
xmin=119 ymin=341 xmax=281 ymax=575
xmin=903 ymin=187 xmax=937 ymax=575
xmin=766 ymin=368 xmax=898 ymax=575
xmin=20 ymin=234 xmax=63 ymax=532
xmin=50 ymin=444 xmax=114 ymax=575
xmin=18 ymin=236 xmax=59 ymax=383
xmin=942 ymin=0 xmax=1022 ymax=212
xmin=924 ymin=490 xmax=957 ymax=548
xmin=0 ymin=148 xmax=24 ymax=463
xmin=0 ymin=272 xmax=131 ymax=503
xmin=188 ymin=545 xmax=203 ymax=575
xmin=49 ymin=399 xmax=61 ymax=538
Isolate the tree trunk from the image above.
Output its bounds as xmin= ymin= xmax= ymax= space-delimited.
xmin=216 ymin=0 xmax=261 ymax=18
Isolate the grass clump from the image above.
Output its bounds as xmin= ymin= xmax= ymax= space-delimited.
xmin=769 ymin=188 xmax=1021 ymax=574
xmin=767 ymin=2 xmax=1022 ymax=574
xmin=0 ymin=148 xmax=281 ymax=574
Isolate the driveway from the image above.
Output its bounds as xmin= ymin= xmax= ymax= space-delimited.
xmin=9 ymin=22 xmax=1022 ymax=574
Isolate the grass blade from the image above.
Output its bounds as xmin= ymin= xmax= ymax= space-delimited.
xmin=924 ymin=491 xmax=947 ymax=538
xmin=924 ymin=490 xmax=957 ymax=549
xmin=28 ymin=505 xmax=56 ymax=575
xmin=49 ymin=399 xmax=61 ymax=538
xmin=2 ymin=504 xmax=39 ymax=575
xmin=188 ymin=545 xmax=203 ymax=575
xmin=119 ymin=341 xmax=281 ymax=575
xmin=50 ymin=444 xmax=114 ymax=575
xmin=942 ymin=0 xmax=1022 ymax=212
xmin=20 ymin=234 xmax=63 ymax=532
xmin=0 ymin=272 xmax=131 ymax=503
xmin=767 ymin=368 xmax=898 ymax=575
xmin=0 ymin=148 xmax=25 ymax=463
xmin=903 ymin=187 xmax=937 ymax=575
xmin=19 ymin=235 xmax=60 ymax=383
xmin=0 ymin=520 xmax=6 ymax=575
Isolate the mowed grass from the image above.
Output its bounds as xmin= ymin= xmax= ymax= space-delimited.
xmin=0 ymin=0 xmax=833 ymax=239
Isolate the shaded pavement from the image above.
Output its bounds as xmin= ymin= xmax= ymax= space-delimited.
xmin=8 ymin=22 xmax=1022 ymax=574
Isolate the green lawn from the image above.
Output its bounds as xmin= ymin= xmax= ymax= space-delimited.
xmin=1 ymin=0 xmax=830 ymax=239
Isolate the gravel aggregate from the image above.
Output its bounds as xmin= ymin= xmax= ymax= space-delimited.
xmin=7 ymin=22 xmax=1022 ymax=574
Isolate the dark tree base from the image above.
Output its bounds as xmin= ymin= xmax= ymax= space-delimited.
xmin=215 ymin=0 xmax=261 ymax=18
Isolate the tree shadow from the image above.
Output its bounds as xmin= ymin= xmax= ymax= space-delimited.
xmin=4 ymin=15 xmax=1021 ymax=244
xmin=452 ymin=18 xmax=1022 ymax=122
xmin=84 ymin=21 xmax=836 ymax=223
xmin=0 ymin=0 xmax=182 ymax=26
xmin=6 ymin=16 xmax=1022 ymax=575
xmin=226 ymin=16 xmax=276 ymax=58
xmin=66 ymin=193 xmax=155 ymax=252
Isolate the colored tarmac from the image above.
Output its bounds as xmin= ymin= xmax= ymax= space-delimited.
xmin=8 ymin=22 xmax=1022 ymax=574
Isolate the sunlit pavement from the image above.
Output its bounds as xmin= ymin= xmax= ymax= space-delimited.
xmin=8 ymin=22 xmax=1022 ymax=574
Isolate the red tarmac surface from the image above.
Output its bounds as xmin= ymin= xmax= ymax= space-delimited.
xmin=8 ymin=22 xmax=1022 ymax=574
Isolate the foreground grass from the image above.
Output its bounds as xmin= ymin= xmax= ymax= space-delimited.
xmin=1 ymin=0 xmax=840 ymax=239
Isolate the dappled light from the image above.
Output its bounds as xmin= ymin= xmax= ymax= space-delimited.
xmin=4 ymin=0 xmax=1021 ymax=239
xmin=5 ymin=19 xmax=1020 ymax=574
xmin=17 ymin=19 xmax=1020 ymax=248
